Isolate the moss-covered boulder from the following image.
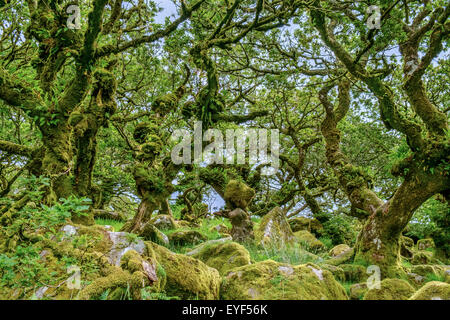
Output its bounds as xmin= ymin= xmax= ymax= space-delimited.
xmin=150 ymin=215 xmax=177 ymax=231
xmin=329 ymin=244 xmax=351 ymax=257
xmin=106 ymin=231 xmax=146 ymax=266
xmin=411 ymin=250 xmax=434 ymax=265
xmin=320 ymin=264 xmax=345 ymax=282
xmin=325 ymin=244 xmax=354 ymax=266
xmin=209 ymin=223 xmax=230 ymax=235
xmin=417 ymin=238 xmax=435 ymax=251
xmin=140 ymin=223 xmax=169 ymax=245
xmin=168 ymin=230 xmax=207 ymax=246
xmin=363 ymin=278 xmax=415 ymax=300
xmin=223 ymin=180 xmax=255 ymax=209
xmin=409 ymin=281 xmax=450 ymax=300
xmin=400 ymin=236 xmax=414 ymax=258
xmin=78 ymin=248 xmax=166 ymax=300
xmin=294 ymin=230 xmax=326 ymax=252
xmin=407 ymin=272 xmax=426 ymax=288
xmin=191 ymin=241 xmax=251 ymax=275
xmin=340 ymin=264 xmax=368 ymax=283
xmin=349 ymin=283 xmax=368 ymax=300
xmin=410 ymin=265 xmax=446 ymax=278
xmin=254 ymin=207 xmax=295 ymax=248
xmin=148 ymin=242 xmax=221 ymax=299
xmin=288 ymin=217 xmax=323 ymax=235
xmin=221 ymin=260 xmax=348 ymax=300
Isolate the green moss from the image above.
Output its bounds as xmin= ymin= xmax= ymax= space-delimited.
xmin=411 ymin=250 xmax=434 ymax=265
xmin=168 ymin=230 xmax=207 ymax=246
xmin=294 ymin=230 xmax=326 ymax=252
xmin=339 ymin=264 xmax=368 ymax=283
xmin=288 ymin=217 xmax=323 ymax=235
xmin=77 ymin=267 xmax=144 ymax=300
xmin=75 ymin=224 xmax=113 ymax=253
xmin=417 ymin=238 xmax=435 ymax=251
xmin=148 ymin=242 xmax=221 ymax=300
xmin=221 ymin=260 xmax=348 ymax=300
xmin=223 ymin=180 xmax=255 ymax=210
xmin=152 ymin=93 xmax=178 ymax=115
xmin=191 ymin=241 xmax=251 ymax=275
xmin=254 ymin=207 xmax=295 ymax=248
xmin=208 ymin=223 xmax=230 ymax=235
xmin=363 ymin=278 xmax=415 ymax=300
xmin=325 ymin=245 xmax=354 ymax=266
xmin=150 ymin=215 xmax=177 ymax=231
xmin=329 ymin=244 xmax=351 ymax=257
xmin=95 ymin=218 xmax=125 ymax=232
xmin=140 ymin=223 xmax=169 ymax=245
xmin=409 ymin=281 xmax=450 ymax=300
xmin=319 ymin=264 xmax=345 ymax=282
xmin=349 ymin=283 xmax=368 ymax=300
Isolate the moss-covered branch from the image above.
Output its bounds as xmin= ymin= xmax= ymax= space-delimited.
xmin=0 ymin=140 xmax=34 ymax=157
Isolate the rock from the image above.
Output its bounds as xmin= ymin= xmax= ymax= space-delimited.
xmin=325 ymin=244 xmax=354 ymax=266
xmin=224 ymin=180 xmax=255 ymax=209
xmin=294 ymin=230 xmax=326 ymax=252
xmin=71 ymin=210 xmax=95 ymax=226
xmin=411 ymin=250 xmax=434 ymax=265
xmin=186 ymin=236 xmax=233 ymax=256
xmin=400 ymin=236 xmax=414 ymax=258
xmin=363 ymin=278 xmax=415 ymax=300
xmin=339 ymin=264 xmax=368 ymax=283
xmin=79 ymin=266 xmax=152 ymax=300
xmin=190 ymin=241 xmax=251 ymax=275
xmin=106 ymin=231 xmax=146 ymax=266
xmin=103 ymin=225 xmax=114 ymax=231
xmin=77 ymin=224 xmax=113 ymax=253
xmin=79 ymin=246 xmax=166 ymax=300
xmin=254 ymin=207 xmax=295 ymax=248
xmin=324 ymin=249 xmax=354 ymax=266
xmin=148 ymin=242 xmax=221 ymax=299
xmin=209 ymin=223 xmax=230 ymax=235
xmin=407 ymin=273 xmax=426 ymax=287
xmin=417 ymin=238 xmax=435 ymax=251
xmin=61 ymin=225 xmax=78 ymax=240
xmin=120 ymin=249 xmax=164 ymax=286
xmin=349 ymin=283 xmax=368 ymax=300
xmin=140 ymin=223 xmax=169 ymax=245
xmin=221 ymin=260 xmax=348 ymax=300
xmin=409 ymin=281 xmax=450 ymax=300
xmin=168 ymin=230 xmax=207 ymax=245
xmin=320 ymin=264 xmax=345 ymax=282
xmin=33 ymin=286 xmax=49 ymax=300
xmin=150 ymin=215 xmax=177 ymax=231
xmin=410 ymin=265 xmax=446 ymax=278
xmin=329 ymin=244 xmax=351 ymax=257
xmin=288 ymin=217 xmax=323 ymax=235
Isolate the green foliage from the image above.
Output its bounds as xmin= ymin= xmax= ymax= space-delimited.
xmin=245 ymin=242 xmax=323 ymax=265
xmin=406 ymin=198 xmax=450 ymax=256
xmin=95 ymin=218 xmax=124 ymax=232
xmin=318 ymin=213 xmax=359 ymax=246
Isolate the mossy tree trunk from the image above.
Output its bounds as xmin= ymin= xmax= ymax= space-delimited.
xmin=0 ymin=1 xmax=201 ymax=212
xmin=313 ymin=3 xmax=449 ymax=278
